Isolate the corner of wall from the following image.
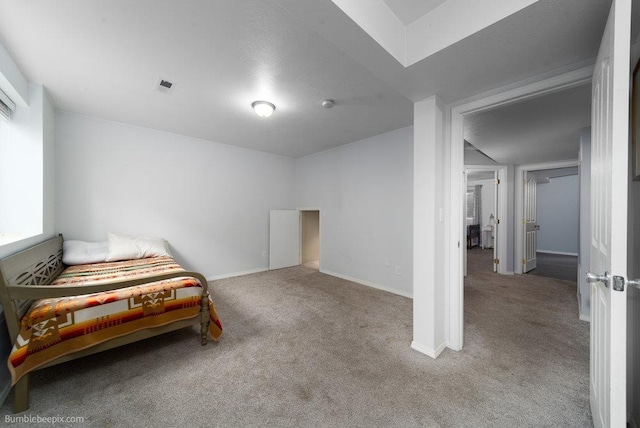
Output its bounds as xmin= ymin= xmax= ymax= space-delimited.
xmin=42 ymin=86 xmax=56 ymax=238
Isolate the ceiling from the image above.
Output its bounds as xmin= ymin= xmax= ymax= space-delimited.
xmin=0 ymin=0 xmax=622 ymax=159
xmin=464 ymin=141 xmax=498 ymax=166
xmin=464 ymin=83 xmax=592 ymax=165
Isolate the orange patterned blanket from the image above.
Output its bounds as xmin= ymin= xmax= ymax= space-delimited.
xmin=8 ymin=257 xmax=222 ymax=385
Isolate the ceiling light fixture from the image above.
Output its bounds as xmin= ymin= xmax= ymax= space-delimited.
xmin=322 ymin=99 xmax=334 ymax=108
xmin=252 ymin=100 xmax=276 ymax=118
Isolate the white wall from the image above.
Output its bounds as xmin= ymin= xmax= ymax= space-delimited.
xmin=536 ymin=174 xmax=579 ymax=255
xmin=295 ymin=126 xmax=413 ymax=297
xmin=55 ymin=112 xmax=296 ymax=279
xmin=413 ymin=96 xmax=447 ymax=357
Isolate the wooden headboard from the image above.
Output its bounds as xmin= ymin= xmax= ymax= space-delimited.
xmin=0 ymin=235 xmax=64 ymax=343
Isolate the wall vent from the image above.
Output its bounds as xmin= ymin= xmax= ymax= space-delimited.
xmin=155 ymin=78 xmax=175 ymax=94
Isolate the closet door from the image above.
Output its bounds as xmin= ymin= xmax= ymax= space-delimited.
xmin=269 ymin=210 xmax=300 ymax=270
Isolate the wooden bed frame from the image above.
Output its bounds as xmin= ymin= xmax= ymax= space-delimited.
xmin=0 ymin=235 xmax=211 ymax=413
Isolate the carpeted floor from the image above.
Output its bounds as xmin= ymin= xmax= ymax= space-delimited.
xmin=528 ymin=252 xmax=579 ymax=282
xmin=1 ymin=253 xmax=591 ymax=427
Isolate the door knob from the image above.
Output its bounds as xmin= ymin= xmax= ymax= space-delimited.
xmin=628 ymin=278 xmax=640 ymax=290
xmin=586 ymin=271 xmax=610 ymax=286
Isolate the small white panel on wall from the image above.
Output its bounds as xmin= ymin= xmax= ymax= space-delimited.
xmin=269 ymin=210 xmax=300 ymax=270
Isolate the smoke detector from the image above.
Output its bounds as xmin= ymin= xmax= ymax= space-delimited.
xmin=322 ymin=99 xmax=334 ymax=108
xmin=155 ymin=78 xmax=175 ymax=94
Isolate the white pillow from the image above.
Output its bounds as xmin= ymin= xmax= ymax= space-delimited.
xmin=63 ymin=240 xmax=109 ymax=265
xmin=105 ymin=232 xmax=172 ymax=262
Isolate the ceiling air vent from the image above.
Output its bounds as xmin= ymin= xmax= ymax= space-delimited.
xmin=155 ymin=78 xmax=175 ymax=94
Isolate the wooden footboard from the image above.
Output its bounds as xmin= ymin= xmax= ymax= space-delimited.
xmin=0 ymin=235 xmax=214 ymax=413
xmin=0 ymin=235 xmax=65 ymax=343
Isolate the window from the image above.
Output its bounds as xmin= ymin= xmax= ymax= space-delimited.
xmin=0 ymin=96 xmax=11 ymax=120
xmin=466 ymin=185 xmax=482 ymax=225
xmin=0 ymin=104 xmax=17 ymax=245
xmin=0 ymin=87 xmax=44 ymax=247
xmin=466 ymin=187 xmax=475 ymax=225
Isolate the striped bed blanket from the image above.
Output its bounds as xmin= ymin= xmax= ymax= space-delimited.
xmin=8 ymin=256 xmax=222 ymax=385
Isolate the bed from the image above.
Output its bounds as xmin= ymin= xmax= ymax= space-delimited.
xmin=0 ymin=235 xmax=222 ymax=413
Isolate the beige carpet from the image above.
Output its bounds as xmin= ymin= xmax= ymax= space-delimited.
xmin=1 ymin=252 xmax=591 ymax=427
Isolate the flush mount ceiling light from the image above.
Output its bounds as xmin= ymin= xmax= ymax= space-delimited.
xmin=252 ymin=100 xmax=276 ymax=118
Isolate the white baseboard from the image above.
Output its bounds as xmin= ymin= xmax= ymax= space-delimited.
xmin=411 ymin=340 xmax=446 ymax=359
xmin=504 ymin=271 xmax=515 ymax=275
xmin=537 ymin=250 xmax=579 ymax=256
xmin=579 ymin=313 xmax=591 ymax=322
xmin=433 ymin=340 xmax=447 ymax=357
xmin=207 ymin=268 xmax=268 ymax=281
xmin=208 ymin=267 xmax=414 ymax=300
xmin=320 ymin=269 xmax=413 ymax=299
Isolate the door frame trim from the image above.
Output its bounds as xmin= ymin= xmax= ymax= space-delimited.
xmin=446 ymin=65 xmax=592 ymax=351
xmin=514 ymin=160 xmax=580 ymax=274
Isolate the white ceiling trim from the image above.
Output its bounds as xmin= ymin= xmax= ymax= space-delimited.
xmin=331 ymin=0 xmax=407 ymax=65
xmin=451 ymin=65 xmax=594 ymax=116
xmin=405 ymin=0 xmax=538 ymax=66
xmin=381 ymin=0 xmax=447 ymax=26
xmin=331 ymin=0 xmax=539 ymax=67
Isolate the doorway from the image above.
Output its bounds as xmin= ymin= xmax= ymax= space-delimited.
xmin=464 ymin=167 xmax=507 ymax=275
xmin=515 ymin=164 xmax=580 ymax=282
xmin=300 ymin=210 xmax=320 ymax=270
xmin=522 ymin=166 xmax=581 ymax=284
xmin=269 ymin=209 xmax=321 ymax=271
xmin=526 ymin=171 xmax=580 ymax=281
xmin=448 ymin=67 xmax=593 ymax=350
xmin=466 ymin=170 xmax=497 ymax=274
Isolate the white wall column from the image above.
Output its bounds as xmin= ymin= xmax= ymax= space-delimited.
xmin=412 ymin=96 xmax=446 ymax=358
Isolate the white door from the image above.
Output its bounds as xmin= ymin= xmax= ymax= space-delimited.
xmin=269 ymin=210 xmax=300 ymax=270
xmin=523 ymin=172 xmax=538 ymax=273
xmin=493 ymin=171 xmax=499 ymax=273
xmin=463 ymin=171 xmax=468 ymax=277
xmin=588 ymin=0 xmax=630 ymax=426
